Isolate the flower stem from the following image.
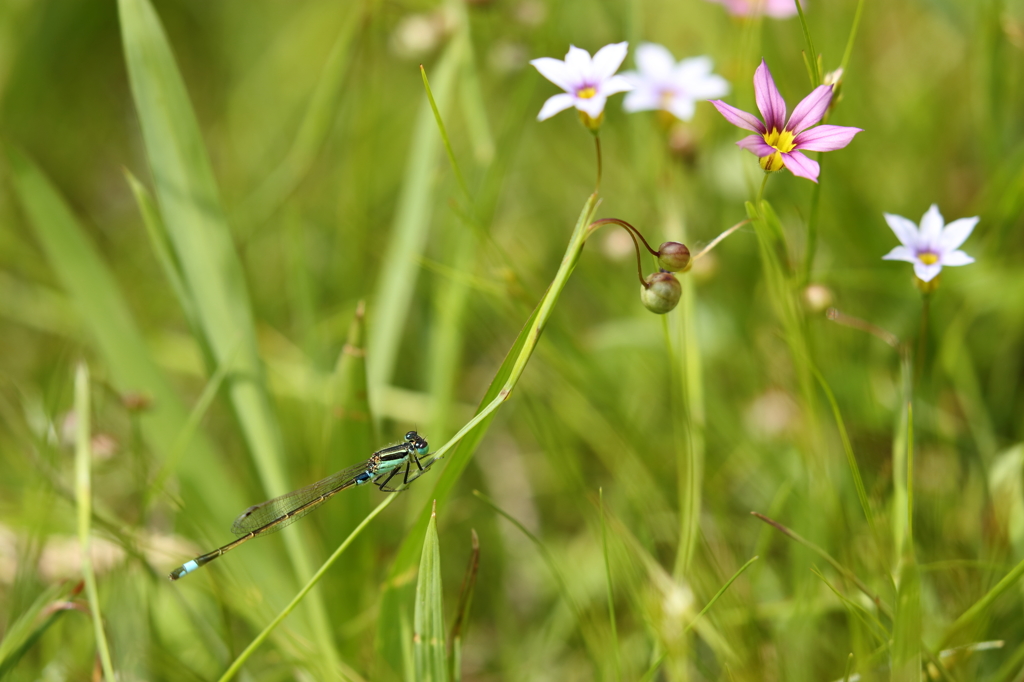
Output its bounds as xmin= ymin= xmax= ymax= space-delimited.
xmin=586 ymin=218 xmax=660 ymax=287
xmin=793 ymin=0 xmax=821 ymax=85
xmin=839 ymin=0 xmax=867 ymax=75
xmin=915 ymin=292 xmax=931 ymax=387
xmin=594 ymin=134 xmax=603 ymax=194
xmin=800 ymin=154 xmax=824 ymax=285
xmin=691 ymin=219 xmax=750 ymax=262
xmin=755 ymin=172 xmax=771 ymax=210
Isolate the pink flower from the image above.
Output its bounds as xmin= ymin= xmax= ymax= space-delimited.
xmin=705 ymin=0 xmax=800 ymax=18
xmin=710 ymin=60 xmax=862 ymax=182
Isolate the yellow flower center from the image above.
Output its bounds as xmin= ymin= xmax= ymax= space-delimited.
xmin=918 ymin=252 xmax=939 ymax=265
xmin=758 ymin=128 xmax=797 ymax=172
xmin=577 ymin=86 xmax=597 ymax=99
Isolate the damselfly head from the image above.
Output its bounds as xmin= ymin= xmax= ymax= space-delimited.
xmin=405 ymin=430 xmax=429 ymax=455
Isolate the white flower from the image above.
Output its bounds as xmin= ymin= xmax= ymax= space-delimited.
xmin=622 ymin=44 xmax=730 ymax=121
xmin=530 ymin=43 xmax=632 ymax=121
xmin=882 ymin=204 xmax=977 ymax=282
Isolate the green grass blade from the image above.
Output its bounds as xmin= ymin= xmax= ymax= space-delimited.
xmin=378 ymin=191 xmax=598 ymax=665
xmin=471 ymin=490 xmax=586 ymax=628
xmin=217 ymin=493 xmax=400 ymax=682
xmin=367 ymin=38 xmax=461 ymax=401
xmin=683 ymin=555 xmax=760 ymax=637
xmin=600 ymin=489 xmax=621 ymax=682
xmin=810 ymin=364 xmax=876 ymax=534
xmin=6 ymin=146 xmax=240 ymax=520
xmin=324 ymin=300 xmax=375 ymax=466
xmin=448 ymin=529 xmax=479 ymax=682
xmin=892 ymin=558 xmax=922 ymax=682
xmin=118 ymin=0 xmax=339 ymax=669
xmin=74 ymin=364 xmax=116 ymax=681
xmin=939 ymin=555 xmax=1024 ymax=650
xmin=810 ymin=566 xmax=890 ymax=645
xmin=752 ymin=512 xmax=891 ymax=618
xmin=123 ymin=169 xmax=202 ymax=348
xmin=414 ymin=501 xmax=448 ymax=682
xmin=321 ymin=301 xmax=377 ymax=610
xmin=238 ymin=6 xmax=363 ymax=225
xmin=0 ymin=582 xmax=81 ymax=678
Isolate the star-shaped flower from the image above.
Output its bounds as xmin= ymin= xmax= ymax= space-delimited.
xmin=530 ymin=43 xmax=632 ymax=123
xmin=882 ymin=205 xmax=977 ymax=282
xmin=621 ymin=43 xmax=730 ymax=121
xmin=705 ymin=0 xmax=800 ymax=18
xmin=710 ymin=60 xmax=862 ymax=182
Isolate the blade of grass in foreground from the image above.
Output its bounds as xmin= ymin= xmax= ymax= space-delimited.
xmin=415 ymin=501 xmax=447 ymax=682
xmin=377 ymin=191 xmax=599 ymax=665
xmin=118 ymin=0 xmax=339 ymax=670
xmin=217 ymin=493 xmax=400 ymax=682
xmin=74 ymin=364 xmax=116 ymax=681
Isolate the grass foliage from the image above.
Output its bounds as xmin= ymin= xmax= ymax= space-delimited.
xmin=2 ymin=0 xmax=1024 ymax=679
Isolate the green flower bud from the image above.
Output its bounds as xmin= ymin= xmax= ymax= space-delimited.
xmin=657 ymin=242 xmax=691 ymax=272
xmin=641 ymin=271 xmax=681 ymax=314
xmin=914 ymin=273 xmax=941 ymax=294
xmin=578 ymin=109 xmax=604 ymax=132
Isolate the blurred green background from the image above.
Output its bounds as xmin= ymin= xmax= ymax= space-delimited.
xmin=1 ymin=0 xmax=1023 ymax=680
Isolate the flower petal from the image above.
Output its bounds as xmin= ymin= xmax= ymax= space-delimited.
xmin=686 ymin=73 xmax=730 ymax=100
xmin=564 ymin=45 xmax=593 ymax=73
xmin=635 ymin=43 xmax=676 ymax=78
xmin=592 ymin=42 xmax=629 ymax=80
xmin=939 ymin=249 xmax=974 ymax=266
xmin=577 ymin=94 xmax=608 ymax=118
xmin=780 ymin=150 xmax=820 ymax=182
xmin=675 ymin=55 xmax=713 ymax=79
xmin=939 ymin=216 xmax=979 ymax=251
xmin=913 ymin=261 xmax=942 ymax=282
xmin=737 ymin=134 xmax=775 ymax=156
xmin=765 ymin=0 xmax=800 ymax=18
xmin=785 ymin=84 xmax=833 ymax=134
xmin=668 ymin=97 xmax=696 ymax=121
xmin=918 ymin=204 xmax=945 ymax=246
xmin=537 ymin=93 xmax=576 ymax=121
xmin=623 ymin=86 xmax=661 ymax=113
xmin=600 ymin=74 xmax=633 ymax=96
xmin=753 ymin=60 xmax=787 ymax=131
xmin=883 ymin=213 xmax=919 ymax=248
xmin=881 ymin=246 xmax=917 ymax=263
xmin=711 ymin=100 xmax=766 ymax=133
xmin=530 ymin=57 xmax=576 ymax=92
xmin=793 ymin=124 xmax=862 ymax=152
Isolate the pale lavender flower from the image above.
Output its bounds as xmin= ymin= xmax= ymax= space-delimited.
xmin=705 ymin=0 xmax=799 ymax=18
xmin=710 ymin=60 xmax=862 ymax=182
xmin=882 ymin=205 xmax=977 ymax=282
xmin=621 ymin=43 xmax=730 ymax=121
xmin=530 ymin=43 xmax=632 ymax=122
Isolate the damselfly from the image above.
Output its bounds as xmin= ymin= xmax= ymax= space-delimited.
xmin=169 ymin=431 xmax=431 ymax=580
